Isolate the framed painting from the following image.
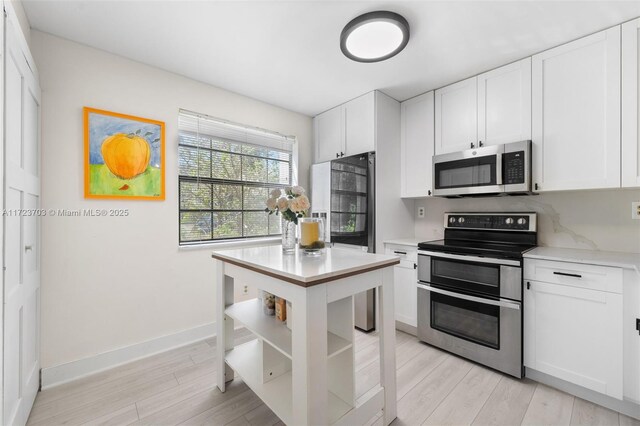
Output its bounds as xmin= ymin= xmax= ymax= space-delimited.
xmin=84 ymin=107 xmax=165 ymax=200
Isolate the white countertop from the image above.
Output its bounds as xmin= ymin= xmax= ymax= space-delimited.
xmin=524 ymin=247 xmax=640 ymax=273
xmin=212 ymin=245 xmax=399 ymax=287
xmin=383 ymin=238 xmax=424 ymax=247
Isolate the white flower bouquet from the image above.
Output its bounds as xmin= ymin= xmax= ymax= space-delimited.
xmin=264 ymin=186 xmax=310 ymax=225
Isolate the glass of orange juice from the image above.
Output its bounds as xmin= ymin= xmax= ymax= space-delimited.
xmin=299 ymin=217 xmax=325 ymax=255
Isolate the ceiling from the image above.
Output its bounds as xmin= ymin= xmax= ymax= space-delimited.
xmin=22 ymin=1 xmax=640 ymax=117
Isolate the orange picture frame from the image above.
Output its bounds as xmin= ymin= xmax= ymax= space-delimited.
xmin=84 ymin=107 xmax=165 ymax=200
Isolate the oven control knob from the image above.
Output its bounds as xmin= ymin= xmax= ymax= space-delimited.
xmin=505 ymin=217 xmax=514 ymax=225
xmin=449 ymin=217 xmax=456 ymax=224
xmin=517 ymin=218 xmax=527 ymax=225
xmin=458 ymin=217 xmax=465 ymax=223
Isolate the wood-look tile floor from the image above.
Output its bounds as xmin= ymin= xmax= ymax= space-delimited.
xmin=27 ymin=328 xmax=640 ymax=426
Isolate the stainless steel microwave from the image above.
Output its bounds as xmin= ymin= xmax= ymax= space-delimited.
xmin=432 ymin=140 xmax=532 ymax=197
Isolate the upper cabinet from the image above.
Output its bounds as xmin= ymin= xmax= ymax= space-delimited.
xmin=435 ymin=58 xmax=532 ymax=155
xmin=400 ymin=92 xmax=435 ymax=198
xmin=344 ymin=92 xmax=375 ymax=157
xmin=532 ymin=27 xmax=621 ymax=192
xmin=477 ymin=58 xmax=532 ymax=146
xmin=315 ymin=105 xmax=343 ymax=163
xmin=435 ymin=76 xmax=477 ymax=154
xmin=622 ymin=18 xmax=640 ymax=188
xmin=314 ymin=92 xmax=375 ymax=163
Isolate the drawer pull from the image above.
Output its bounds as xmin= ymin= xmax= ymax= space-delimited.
xmin=393 ymin=251 xmax=407 ymax=255
xmin=553 ymin=271 xmax=582 ymax=278
xmin=414 ymin=263 xmax=417 ymax=269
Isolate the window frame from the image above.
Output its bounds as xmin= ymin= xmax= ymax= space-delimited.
xmin=177 ymin=114 xmax=298 ymax=247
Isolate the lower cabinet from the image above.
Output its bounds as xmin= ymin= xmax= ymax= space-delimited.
xmin=524 ymin=260 xmax=624 ymax=400
xmin=385 ymin=243 xmax=418 ymax=328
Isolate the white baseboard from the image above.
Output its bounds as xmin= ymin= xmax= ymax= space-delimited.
xmin=526 ymin=368 xmax=640 ymax=420
xmin=41 ymin=322 xmax=216 ymax=390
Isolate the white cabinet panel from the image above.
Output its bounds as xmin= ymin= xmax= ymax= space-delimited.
xmin=524 ymin=279 xmax=623 ymax=399
xmin=435 ymin=76 xmax=477 ymax=155
xmin=623 ymin=270 xmax=640 ymax=403
xmin=477 ymin=58 xmax=531 ymax=146
xmin=314 ymin=106 xmax=343 ymax=163
xmin=622 ymin=18 xmax=640 ymax=188
xmin=393 ymin=265 xmax=417 ymax=328
xmin=400 ymin=91 xmax=434 ymax=198
xmin=532 ymin=27 xmax=621 ymax=192
xmin=344 ymin=92 xmax=375 ymax=156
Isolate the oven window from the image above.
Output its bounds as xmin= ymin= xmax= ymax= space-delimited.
xmin=435 ymin=156 xmax=496 ymax=189
xmin=431 ymin=258 xmax=500 ymax=296
xmin=431 ymin=292 xmax=499 ymax=349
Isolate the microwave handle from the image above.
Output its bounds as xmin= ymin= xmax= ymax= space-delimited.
xmin=496 ymin=151 xmax=503 ymax=185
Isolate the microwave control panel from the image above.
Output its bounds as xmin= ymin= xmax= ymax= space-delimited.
xmin=503 ymin=151 xmax=525 ymax=184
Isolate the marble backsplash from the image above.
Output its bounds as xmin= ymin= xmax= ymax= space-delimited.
xmin=414 ymin=189 xmax=640 ymax=254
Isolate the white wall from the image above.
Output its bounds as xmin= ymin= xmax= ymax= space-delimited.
xmin=31 ymin=31 xmax=312 ymax=370
xmin=415 ymin=189 xmax=640 ymax=253
xmin=7 ymin=0 xmax=30 ymax=47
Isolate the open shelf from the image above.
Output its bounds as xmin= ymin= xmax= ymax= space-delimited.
xmin=224 ymin=299 xmax=352 ymax=359
xmin=226 ymin=340 xmax=353 ymax=425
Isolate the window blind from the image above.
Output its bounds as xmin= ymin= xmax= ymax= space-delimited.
xmin=178 ymin=109 xmax=295 ymax=244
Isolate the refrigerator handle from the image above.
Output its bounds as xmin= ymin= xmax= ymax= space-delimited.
xmin=367 ymin=152 xmax=376 ymax=254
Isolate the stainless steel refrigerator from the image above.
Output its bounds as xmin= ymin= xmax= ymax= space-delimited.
xmin=311 ymin=152 xmax=376 ymax=331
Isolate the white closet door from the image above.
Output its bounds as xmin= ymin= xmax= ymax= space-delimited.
xmin=3 ymin=10 xmax=42 ymax=426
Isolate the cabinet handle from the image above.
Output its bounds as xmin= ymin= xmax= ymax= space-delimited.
xmin=393 ymin=250 xmax=407 ymax=255
xmin=636 ymin=318 xmax=640 ymax=335
xmin=340 ymin=152 xmax=345 ymax=157
xmin=527 ymin=281 xmax=530 ymax=290
xmin=479 ymin=141 xmax=483 ymax=147
xmin=553 ymin=272 xmax=582 ymax=278
xmin=414 ymin=263 xmax=418 ymax=270
xmin=535 ymin=183 xmax=539 ymax=191
xmin=336 ymin=153 xmax=340 ymax=158
xmin=470 ymin=142 xmax=475 ymax=149
xmin=428 ymin=190 xmax=431 ymax=196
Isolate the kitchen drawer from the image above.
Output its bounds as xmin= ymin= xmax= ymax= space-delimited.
xmin=384 ymin=244 xmax=418 ymax=267
xmin=524 ymin=259 xmax=622 ymax=294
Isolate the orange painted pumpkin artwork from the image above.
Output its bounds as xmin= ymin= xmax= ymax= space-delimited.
xmin=101 ymin=132 xmax=151 ymax=179
xmin=84 ymin=107 xmax=165 ymax=200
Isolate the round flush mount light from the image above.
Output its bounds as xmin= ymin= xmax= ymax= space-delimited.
xmin=340 ymin=11 xmax=410 ymax=63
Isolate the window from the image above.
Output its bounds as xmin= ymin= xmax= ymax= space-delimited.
xmin=178 ymin=110 xmax=295 ymax=244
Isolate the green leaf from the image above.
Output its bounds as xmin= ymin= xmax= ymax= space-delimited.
xmin=144 ymin=131 xmax=153 ymax=137
xmin=135 ymin=129 xmax=141 ymax=135
xmin=153 ymin=138 xmax=160 ymax=142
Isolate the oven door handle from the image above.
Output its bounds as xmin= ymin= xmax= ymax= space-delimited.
xmin=417 ymin=250 xmax=521 ymax=267
xmin=417 ymin=283 xmax=521 ymax=310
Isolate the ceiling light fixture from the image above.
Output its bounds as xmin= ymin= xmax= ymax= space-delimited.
xmin=340 ymin=11 xmax=410 ymax=63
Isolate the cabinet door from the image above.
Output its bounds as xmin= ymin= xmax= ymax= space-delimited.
xmin=314 ymin=106 xmax=344 ymax=163
xmin=477 ymin=58 xmax=531 ymax=146
xmin=435 ymin=76 xmax=478 ymax=155
xmin=623 ymin=271 xmax=640 ymax=403
xmin=401 ymin=92 xmax=435 ymax=198
xmin=394 ymin=265 xmax=417 ymax=327
xmin=524 ymin=280 xmax=623 ymax=399
xmin=532 ymin=27 xmax=621 ymax=192
xmin=622 ymin=18 xmax=640 ymax=188
xmin=344 ymin=92 xmax=375 ymax=156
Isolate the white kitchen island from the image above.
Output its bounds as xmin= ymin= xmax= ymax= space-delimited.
xmin=212 ymin=245 xmax=399 ymax=426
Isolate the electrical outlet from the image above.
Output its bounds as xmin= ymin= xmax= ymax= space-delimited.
xmin=243 ymin=285 xmax=248 ymax=295
xmin=632 ymin=202 xmax=640 ymax=220
xmin=417 ymin=206 xmax=425 ymax=218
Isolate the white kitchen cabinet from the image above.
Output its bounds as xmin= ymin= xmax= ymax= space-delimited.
xmin=435 ymin=76 xmax=477 ymax=155
xmin=314 ymin=105 xmax=343 ymax=163
xmin=622 ymin=18 xmax=640 ymax=188
xmin=524 ymin=259 xmax=623 ymax=400
xmin=314 ymin=92 xmax=375 ymax=163
xmin=344 ymin=92 xmax=375 ymax=157
xmin=385 ymin=243 xmax=418 ymax=328
xmin=532 ymin=26 xmax=621 ymax=192
xmin=623 ymin=270 xmax=640 ymax=404
xmin=400 ymin=92 xmax=434 ymax=198
xmin=477 ymin=58 xmax=531 ymax=146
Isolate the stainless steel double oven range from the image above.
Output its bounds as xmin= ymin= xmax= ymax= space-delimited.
xmin=417 ymin=213 xmax=537 ymax=378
